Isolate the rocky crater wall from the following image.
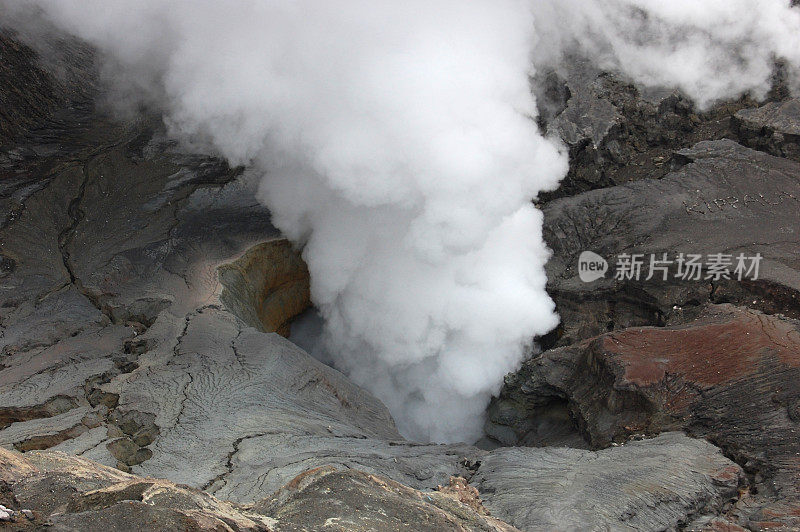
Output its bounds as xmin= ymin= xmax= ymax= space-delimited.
xmin=1 ymin=29 xmax=799 ymax=532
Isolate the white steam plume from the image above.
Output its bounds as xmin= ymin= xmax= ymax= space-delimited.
xmin=4 ymin=1 xmax=800 ymax=443
xmin=532 ymin=0 xmax=800 ymax=108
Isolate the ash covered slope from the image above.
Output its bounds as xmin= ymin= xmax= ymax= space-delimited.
xmin=0 ymin=30 xmax=479 ymax=498
xmin=0 ymin=446 xmax=520 ymax=531
xmin=0 ymin=30 xmax=93 ymax=147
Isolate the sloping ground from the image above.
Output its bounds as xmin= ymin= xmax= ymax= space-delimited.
xmin=0 ymin=433 xmax=745 ymax=531
xmin=0 ymin=31 xmax=93 ymax=148
xmin=0 ymin=447 xmax=516 ymax=531
xmin=0 ymin=71 xmax=480 ymax=502
xmin=473 ymin=432 xmax=743 ymax=531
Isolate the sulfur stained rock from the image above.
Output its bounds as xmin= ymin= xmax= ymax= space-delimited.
xmin=218 ymin=239 xmax=311 ymax=337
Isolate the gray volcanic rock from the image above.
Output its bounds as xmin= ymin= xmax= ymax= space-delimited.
xmin=0 ymin=447 xmax=519 ymax=532
xmin=536 ymin=58 xmax=757 ymax=202
xmin=0 ymin=446 xmax=277 ymax=530
xmin=0 ymin=31 xmax=94 ymax=148
xmin=735 ymin=99 xmax=800 ymax=161
xmin=0 ymin=406 xmax=90 ymax=451
xmin=546 ymin=67 xmax=622 ymax=149
xmin=542 ymin=139 xmax=800 ymax=347
xmin=115 ymin=305 xmax=479 ymax=500
xmin=491 ymin=305 xmax=800 ymax=530
xmin=0 ymin=440 xmax=748 ymax=532
xmin=212 ymin=434 xmax=480 ymax=503
xmin=0 ymin=325 xmax=128 ymax=427
xmin=491 ymin=137 xmax=800 ymax=529
xmin=473 ymin=432 xmax=742 ymax=532
xmin=253 ymin=467 xmax=518 ymax=532
xmin=0 ymin=111 xmax=283 ymax=472
xmin=0 ymin=29 xmax=99 ymax=233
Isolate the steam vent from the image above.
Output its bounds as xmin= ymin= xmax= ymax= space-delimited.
xmin=1 ymin=3 xmax=800 ymax=531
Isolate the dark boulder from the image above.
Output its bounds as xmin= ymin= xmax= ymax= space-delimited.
xmin=542 ymin=139 xmax=800 ymax=347
xmin=735 ymin=99 xmax=800 ymax=162
xmin=491 ymin=305 xmax=800 ymax=530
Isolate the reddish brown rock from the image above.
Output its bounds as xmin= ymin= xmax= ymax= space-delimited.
xmin=489 ymin=304 xmax=800 ymax=530
xmin=607 ymin=310 xmax=799 ymax=384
